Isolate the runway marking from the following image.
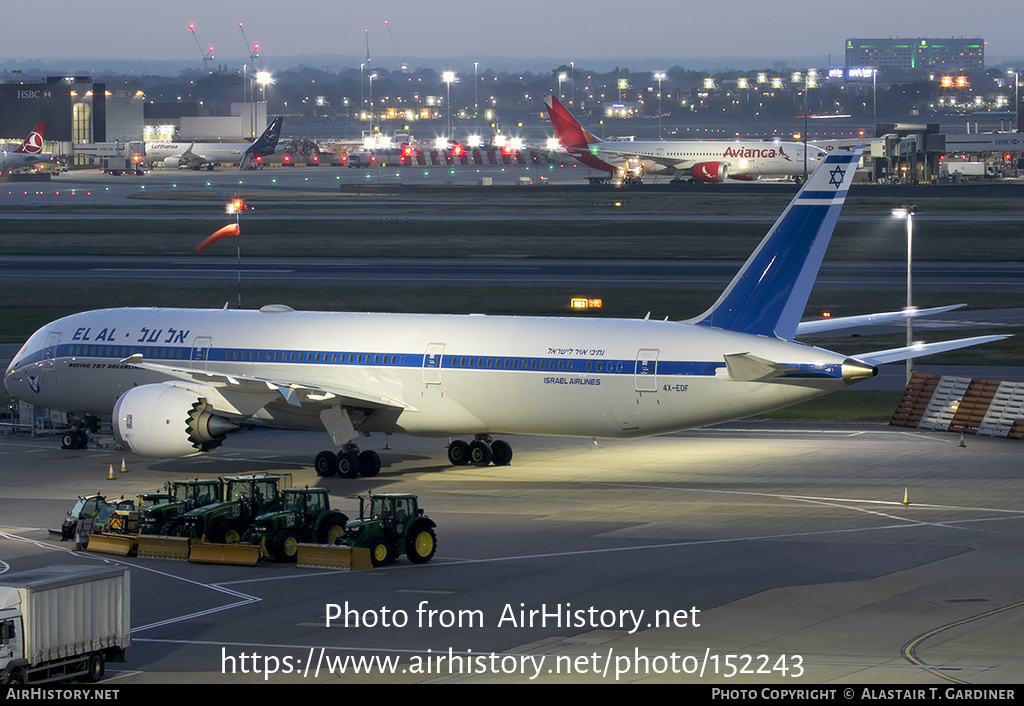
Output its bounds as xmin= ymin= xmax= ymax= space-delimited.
xmin=0 ymin=530 xmax=260 ymax=632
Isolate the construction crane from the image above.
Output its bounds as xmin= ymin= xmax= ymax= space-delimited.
xmin=238 ymin=22 xmax=260 ymax=68
xmin=383 ymin=19 xmax=408 ymax=72
xmin=188 ymin=22 xmax=214 ymax=73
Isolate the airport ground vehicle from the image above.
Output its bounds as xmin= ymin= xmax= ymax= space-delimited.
xmin=246 ymin=487 xmax=348 ymax=561
xmin=136 ymin=478 xmax=223 ymax=536
xmin=338 ymin=493 xmax=436 ymax=566
xmin=181 ymin=473 xmax=290 ymax=543
xmin=0 ymin=566 xmax=129 ymax=684
xmin=60 ymin=494 xmax=134 ymax=542
xmin=104 ymin=491 xmax=171 ymax=534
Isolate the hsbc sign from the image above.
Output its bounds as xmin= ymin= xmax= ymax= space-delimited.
xmin=17 ymin=90 xmax=53 ymax=99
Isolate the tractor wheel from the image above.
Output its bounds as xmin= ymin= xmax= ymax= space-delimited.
xmin=271 ymin=530 xmax=301 ymax=562
xmin=447 ymin=440 xmax=470 ymax=466
xmin=490 ymin=440 xmax=513 ymax=466
xmin=159 ymin=520 xmax=181 ymax=536
xmin=369 ymin=537 xmax=392 ymax=566
xmin=318 ymin=516 xmax=348 ymax=544
xmin=210 ymin=519 xmax=245 ymax=544
xmin=314 ymin=450 xmax=337 ymax=477
xmin=406 ymin=525 xmax=437 ymax=564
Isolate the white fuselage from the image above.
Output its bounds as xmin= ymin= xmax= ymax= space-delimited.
xmin=6 ymin=307 xmax=854 ymax=441
xmin=145 ymin=142 xmax=248 ymax=165
xmin=594 ymin=140 xmax=823 ymax=178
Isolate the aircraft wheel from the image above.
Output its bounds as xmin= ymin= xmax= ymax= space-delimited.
xmin=336 ymin=452 xmax=361 ymax=479
xmin=469 ymin=440 xmax=492 ymax=466
xmin=447 ymin=440 xmax=470 ymax=466
xmin=490 ymin=440 xmax=513 ymax=467
xmin=314 ymin=450 xmax=337 ymax=477
xmin=358 ymin=450 xmax=381 ymax=477
xmin=61 ymin=432 xmax=77 ymax=449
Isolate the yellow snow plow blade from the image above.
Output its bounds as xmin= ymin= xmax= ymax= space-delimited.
xmin=296 ymin=543 xmax=372 ymax=570
xmin=136 ymin=534 xmax=191 ymax=561
xmin=86 ymin=532 xmax=138 ymax=557
xmin=188 ymin=540 xmax=267 ymax=566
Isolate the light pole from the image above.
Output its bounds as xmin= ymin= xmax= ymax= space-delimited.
xmin=558 ymin=72 xmax=567 ymax=101
xmin=442 ymin=71 xmax=456 ymax=140
xmin=892 ymin=205 xmax=918 ymax=385
xmin=653 ymin=72 xmax=666 ymax=140
xmin=368 ymin=72 xmax=377 ymax=133
xmin=474 ymin=62 xmax=479 ymax=118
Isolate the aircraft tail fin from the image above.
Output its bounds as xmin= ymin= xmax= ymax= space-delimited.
xmin=15 ymin=123 xmax=46 ymax=154
xmin=542 ymin=94 xmax=600 ymax=149
xmin=688 ymin=147 xmax=863 ymax=340
xmin=250 ymin=117 xmax=283 ymax=156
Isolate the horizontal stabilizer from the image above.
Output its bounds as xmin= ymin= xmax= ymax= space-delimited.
xmin=855 ymin=335 xmax=1011 ymax=366
xmin=724 ymin=352 xmax=801 ymax=382
xmin=796 ymin=304 xmax=967 ymax=336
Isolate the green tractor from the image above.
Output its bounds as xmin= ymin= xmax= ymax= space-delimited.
xmin=180 ymin=473 xmax=291 ymax=544
xmin=105 ymin=491 xmax=172 ymax=535
xmin=337 ymin=492 xmax=437 ymax=567
xmin=246 ymin=487 xmax=349 ymax=562
xmin=136 ymin=478 xmax=224 ymax=536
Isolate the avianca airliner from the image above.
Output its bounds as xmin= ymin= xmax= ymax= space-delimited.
xmin=0 ymin=123 xmax=51 ymax=173
xmin=544 ymin=95 xmax=825 ymax=182
xmin=4 ymin=149 xmax=1004 ymax=478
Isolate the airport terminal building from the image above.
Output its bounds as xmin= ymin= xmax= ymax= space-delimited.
xmin=0 ymin=76 xmax=144 ymax=149
xmin=845 ymin=37 xmax=985 ymax=73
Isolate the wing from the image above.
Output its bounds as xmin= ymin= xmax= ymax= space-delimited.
xmin=796 ymin=304 xmax=967 ymax=336
xmin=119 ymin=354 xmax=412 ymax=415
xmin=854 ymin=335 xmax=1011 ymax=366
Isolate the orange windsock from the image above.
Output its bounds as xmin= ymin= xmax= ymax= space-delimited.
xmin=195 ymin=223 xmax=240 ymax=252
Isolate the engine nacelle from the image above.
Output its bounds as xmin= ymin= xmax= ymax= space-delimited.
xmin=113 ymin=383 xmax=236 ymax=458
xmin=162 ymin=156 xmax=182 ymax=168
xmin=692 ymin=161 xmax=729 ymax=183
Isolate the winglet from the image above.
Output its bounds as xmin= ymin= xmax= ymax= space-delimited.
xmin=688 ymin=148 xmax=863 ymax=340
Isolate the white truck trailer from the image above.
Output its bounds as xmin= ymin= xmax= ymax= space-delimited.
xmin=0 ymin=565 xmax=129 ymax=684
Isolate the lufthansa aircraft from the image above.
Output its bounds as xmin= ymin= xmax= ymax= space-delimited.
xmin=146 ymin=117 xmax=283 ymax=171
xmin=4 ymin=148 xmax=1005 ymax=477
xmin=544 ymin=95 xmax=825 ymax=182
xmin=0 ymin=123 xmax=52 ymax=173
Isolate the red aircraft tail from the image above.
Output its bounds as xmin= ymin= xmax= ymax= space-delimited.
xmin=542 ymin=95 xmax=599 ymax=149
xmin=15 ymin=123 xmax=46 ymax=154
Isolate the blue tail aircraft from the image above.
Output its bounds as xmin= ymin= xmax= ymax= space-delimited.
xmin=4 ymin=148 xmax=1006 ymax=475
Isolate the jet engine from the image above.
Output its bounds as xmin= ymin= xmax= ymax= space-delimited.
xmin=162 ymin=157 xmax=182 ymax=168
xmin=113 ymin=383 xmax=236 ymax=458
xmin=692 ymin=161 xmax=729 ymax=183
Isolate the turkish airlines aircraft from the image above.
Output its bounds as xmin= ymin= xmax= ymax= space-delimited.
xmin=5 ymin=148 xmax=1003 ymax=476
xmin=146 ymin=117 xmax=283 ymax=170
xmin=544 ymin=95 xmax=825 ymax=182
xmin=0 ymin=123 xmax=52 ymax=173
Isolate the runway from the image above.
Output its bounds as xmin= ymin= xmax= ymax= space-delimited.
xmin=3 ymin=254 xmax=1024 ymax=292
xmin=0 ymin=424 xmax=1021 ymax=684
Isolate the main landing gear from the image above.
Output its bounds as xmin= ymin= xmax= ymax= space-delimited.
xmin=313 ymin=444 xmax=381 ymax=479
xmin=447 ymin=435 xmax=512 ymax=467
